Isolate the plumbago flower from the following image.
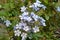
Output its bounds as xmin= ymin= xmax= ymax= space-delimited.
xmin=14 ymin=11 xmax=46 ymax=39
xmin=14 ymin=30 xmax=21 ymax=36
xmin=13 ymin=0 xmax=46 ymax=40
xmin=33 ymin=26 xmax=39 ymax=33
xmin=21 ymin=33 xmax=27 ymax=40
xmin=29 ymin=0 xmax=46 ymax=11
xmin=21 ymin=6 xmax=27 ymax=12
xmin=23 ymin=26 xmax=31 ymax=32
xmin=4 ymin=20 xmax=11 ymax=27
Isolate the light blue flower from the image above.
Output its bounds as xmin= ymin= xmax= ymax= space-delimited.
xmin=29 ymin=4 xmax=40 ymax=11
xmin=42 ymin=5 xmax=46 ymax=10
xmin=29 ymin=0 xmax=46 ymax=11
xmin=33 ymin=7 xmax=40 ymax=11
xmin=39 ymin=17 xmax=46 ymax=26
xmin=30 ymin=12 xmax=35 ymax=16
xmin=19 ymin=15 xmax=28 ymax=20
xmin=23 ymin=26 xmax=31 ymax=31
xmin=18 ymin=22 xmax=27 ymax=28
xmin=4 ymin=20 xmax=11 ymax=27
xmin=14 ymin=22 xmax=27 ymax=30
xmin=24 ymin=16 xmax=32 ymax=22
xmin=27 ymin=17 xmax=32 ymax=22
xmin=19 ymin=12 xmax=31 ymax=22
xmin=33 ymin=26 xmax=39 ymax=33
xmin=39 ymin=17 xmax=46 ymax=22
xmin=14 ymin=24 xmax=22 ymax=30
xmin=14 ymin=30 xmax=21 ymax=36
xmin=22 ymin=12 xmax=29 ymax=16
xmin=21 ymin=6 xmax=27 ymax=12
xmin=20 ymin=13 xmax=32 ymax=22
xmin=40 ymin=21 xmax=46 ymax=26
xmin=29 ymin=1 xmax=40 ymax=11
xmin=34 ymin=3 xmax=39 ymax=7
xmin=30 ymin=12 xmax=39 ymax=21
xmin=21 ymin=33 xmax=27 ymax=40
xmin=36 ymin=0 xmax=41 ymax=4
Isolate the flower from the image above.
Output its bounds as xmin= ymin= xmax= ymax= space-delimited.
xmin=40 ymin=21 xmax=46 ymax=26
xmin=21 ymin=33 xmax=27 ymax=37
xmin=14 ymin=22 xmax=27 ymax=30
xmin=29 ymin=0 xmax=46 ymax=11
xmin=29 ymin=3 xmax=40 ymax=11
xmin=14 ymin=30 xmax=21 ymax=36
xmin=4 ymin=20 xmax=11 ymax=27
xmin=20 ymin=15 xmax=32 ymax=22
xmin=42 ymin=5 xmax=46 ymax=10
xmin=39 ymin=17 xmax=46 ymax=26
xmin=30 ymin=12 xmax=39 ymax=21
xmin=21 ymin=12 xmax=29 ymax=17
xmin=24 ymin=16 xmax=32 ymax=22
xmin=30 ymin=12 xmax=35 ymax=16
xmin=21 ymin=33 xmax=27 ymax=40
xmin=19 ymin=22 xmax=27 ymax=28
xmin=23 ymin=26 xmax=31 ymax=31
xmin=26 ymin=17 xmax=32 ymax=22
xmin=36 ymin=0 xmax=41 ymax=3
xmin=19 ymin=11 xmax=32 ymax=22
xmin=39 ymin=17 xmax=46 ymax=22
xmin=33 ymin=26 xmax=39 ymax=33
xmin=21 ymin=6 xmax=27 ymax=12
xmin=14 ymin=24 xmax=22 ymax=30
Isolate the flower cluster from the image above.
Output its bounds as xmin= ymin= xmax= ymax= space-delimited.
xmin=29 ymin=0 xmax=46 ymax=11
xmin=14 ymin=0 xmax=46 ymax=40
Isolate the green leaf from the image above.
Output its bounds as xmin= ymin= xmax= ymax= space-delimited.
xmin=3 ymin=3 xmax=10 ymax=9
xmin=45 ymin=14 xmax=49 ymax=20
xmin=0 ymin=11 xmax=8 ymax=16
xmin=44 ymin=0 xmax=48 ymax=4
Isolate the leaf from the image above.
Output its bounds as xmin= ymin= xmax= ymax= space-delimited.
xmin=3 ymin=3 xmax=10 ymax=10
xmin=0 ymin=11 xmax=8 ymax=16
xmin=9 ymin=3 xmax=15 ymax=9
xmin=45 ymin=14 xmax=49 ymax=20
xmin=44 ymin=0 xmax=48 ymax=4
